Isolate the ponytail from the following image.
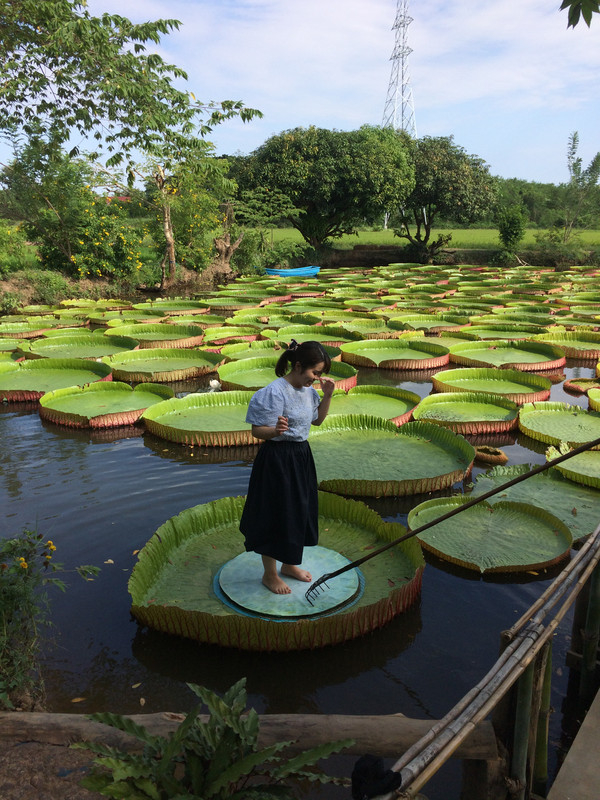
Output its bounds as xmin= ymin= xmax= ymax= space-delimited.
xmin=275 ymin=339 xmax=331 ymax=377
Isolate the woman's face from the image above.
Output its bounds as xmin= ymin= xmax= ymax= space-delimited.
xmin=291 ymin=360 xmax=326 ymax=388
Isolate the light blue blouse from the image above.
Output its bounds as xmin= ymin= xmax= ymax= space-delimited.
xmin=245 ymin=377 xmax=320 ymax=441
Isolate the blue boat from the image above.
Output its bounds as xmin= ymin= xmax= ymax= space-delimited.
xmin=264 ymin=265 xmax=321 ymax=277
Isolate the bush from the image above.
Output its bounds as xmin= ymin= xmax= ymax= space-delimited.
xmin=21 ymin=269 xmax=71 ymax=305
xmin=527 ymin=229 xmax=589 ymax=267
xmin=0 ymin=291 xmax=22 ymax=315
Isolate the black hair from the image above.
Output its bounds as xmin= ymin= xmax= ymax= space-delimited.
xmin=275 ymin=339 xmax=331 ymax=378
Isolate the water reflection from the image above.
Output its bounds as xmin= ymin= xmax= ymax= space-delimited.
xmin=130 ymin=601 xmax=424 ymax=716
xmin=142 ymin=433 xmax=258 ymax=466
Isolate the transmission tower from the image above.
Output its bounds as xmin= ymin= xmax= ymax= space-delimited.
xmin=382 ymin=0 xmax=417 ymax=136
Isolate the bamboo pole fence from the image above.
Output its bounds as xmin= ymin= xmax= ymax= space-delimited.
xmin=375 ymin=519 xmax=600 ymax=800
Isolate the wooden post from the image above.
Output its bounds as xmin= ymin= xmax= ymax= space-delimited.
xmin=511 ymin=661 xmax=535 ymax=800
xmin=533 ymin=644 xmax=552 ymax=797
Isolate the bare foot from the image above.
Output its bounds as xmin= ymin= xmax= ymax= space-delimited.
xmin=262 ymin=574 xmax=292 ymax=595
xmin=281 ymin=564 xmax=312 ymax=582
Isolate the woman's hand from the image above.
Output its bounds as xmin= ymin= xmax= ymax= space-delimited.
xmin=275 ymin=415 xmax=289 ymax=434
xmin=319 ymin=376 xmax=335 ymax=398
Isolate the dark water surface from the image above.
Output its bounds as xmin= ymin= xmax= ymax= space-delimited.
xmin=0 ymin=362 xmax=596 ymax=799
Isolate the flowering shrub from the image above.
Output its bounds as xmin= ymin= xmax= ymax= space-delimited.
xmin=38 ymin=189 xmax=146 ymax=279
xmin=0 ymin=529 xmax=98 ymax=709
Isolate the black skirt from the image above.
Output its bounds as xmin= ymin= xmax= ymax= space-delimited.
xmin=239 ymin=439 xmax=318 ymax=565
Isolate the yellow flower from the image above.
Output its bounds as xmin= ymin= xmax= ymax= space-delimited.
xmin=20 ymin=560 xmax=28 ymax=569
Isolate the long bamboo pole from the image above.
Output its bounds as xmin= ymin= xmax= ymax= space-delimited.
xmin=511 ymin=661 xmax=535 ymax=800
xmin=526 ymin=644 xmax=550 ymax=798
xmin=533 ymin=645 xmax=553 ymax=796
xmin=377 ymin=522 xmax=600 ymax=799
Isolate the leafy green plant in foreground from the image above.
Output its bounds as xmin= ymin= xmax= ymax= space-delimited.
xmin=75 ymin=678 xmax=353 ymax=799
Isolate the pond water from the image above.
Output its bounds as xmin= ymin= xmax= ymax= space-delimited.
xmin=0 ymin=360 xmax=596 ymax=799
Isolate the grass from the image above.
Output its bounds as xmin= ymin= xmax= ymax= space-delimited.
xmin=268 ymin=227 xmax=600 ymax=250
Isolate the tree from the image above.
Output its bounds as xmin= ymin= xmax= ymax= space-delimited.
xmin=237 ymin=126 xmax=414 ymax=248
xmin=0 ymin=0 xmax=261 ymax=284
xmin=0 ymin=135 xmax=144 ymax=278
xmin=138 ymin=146 xmax=234 ymax=285
xmin=560 ymin=0 xmax=600 ymax=27
xmin=495 ymin=204 xmax=528 ymax=265
xmin=559 ymin=131 xmax=600 ymax=242
xmin=393 ymin=136 xmax=497 ymax=263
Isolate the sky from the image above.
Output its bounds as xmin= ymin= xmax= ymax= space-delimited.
xmin=50 ymin=1 xmax=600 ymax=183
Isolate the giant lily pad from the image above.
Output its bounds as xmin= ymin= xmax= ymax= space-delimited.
xmin=469 ymin=465 xmax=600 ymax=541
xmin=387 ymin=313 xmax=469 ymax=332
xmin=326 ymin=385 xmax=421 ymax=426
xmin=128 ymin=491 xmax=424 ymax=651
xmin=412 ymin=392 xmax=518 ymax=434
xmin=310 ymin=416 xmax=474 ymax=496
xmin=217 ymin=356 xmax=357 ymax=391
xmin=518 ymin=401 xmax=600 ymax=447
xmin=339 ymin=339 xmax=449 ymax=369
xmin=87 ymin=310 xmax=165 ymax=326
xmin=104 ymin=323 xmax=204 ymax=348
xmin=589 ymin=388 xmax=600 ymax=412
xmin=448 ymin=340 xmax=566 ymax=371
xmin=266 ymin=324 xmax=362 ymax=346
xmin=201 ymin=325 xmax=262 ymax=346
xmin=220 ymin=340 xmax=287 ymax=360
xmin=0 ymin=320 xmax=59 ymax=338
xmin=465 ymin=324 xmax=546 ymax=339
xmin=546 ymin=443 xmax=600 ymax=490
xmin=432 ymin=368 xmax=551 ymax=404
xmin=17 ymin=333 xmax=138 ymax=360
xmin=407 ymin=497 xmax=572 ymax=573
xmin=0 ymin=358 xmax=112 ymax=401
xmin=39 ymin=382 xmax=173 ymax=428
xmin=102 ymin=348 xmax=224 ymax=382
xmin=132 ymin=300 xmax=209 ymax=316
xmin=531 ymin=331 xmax=600 ymax=359
xmin=142 ymin=390 xmax=258 ymax=446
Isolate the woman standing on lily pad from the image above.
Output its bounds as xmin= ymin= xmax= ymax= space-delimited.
xmin=240 ymin=340 xmax=335 ymax=595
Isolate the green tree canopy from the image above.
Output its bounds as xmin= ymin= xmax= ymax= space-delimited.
xmin=236 ymin=126 xmax=415 ymax=248
xmin=394 ymin=135 xmax=497 ymax=262
xmin=0 ymin=0 xmax=258 ymax=170
xmin=0 ymin=0 xmax=261 ymax=284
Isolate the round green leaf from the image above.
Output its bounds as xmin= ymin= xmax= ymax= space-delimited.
xmin=408 ymin=497 xmax=572 ymax=573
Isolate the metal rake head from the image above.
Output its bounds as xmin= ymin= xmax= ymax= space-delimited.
xmin=304 ymin=574 xmax=331 ymax=606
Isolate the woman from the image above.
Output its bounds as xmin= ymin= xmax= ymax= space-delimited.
xmin=239 ymin=340 xmax=335 ymax=594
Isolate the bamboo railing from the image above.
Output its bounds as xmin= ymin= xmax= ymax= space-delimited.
xmin=376 ymin=519 xmax=600 ymax=800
